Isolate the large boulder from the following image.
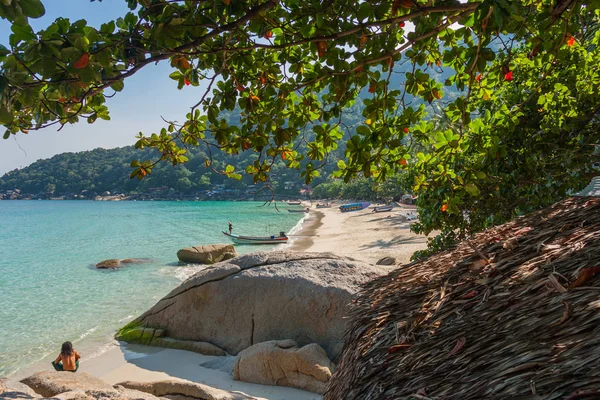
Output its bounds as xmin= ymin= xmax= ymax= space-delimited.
xmin=233 ymin=339 xmax=334 ymax=394
xmin=118 ymin=251 xmax=385 ymax=361
xmin=176 ymin=244 xmax=237 ymax=264
xmin=20 ymin=372 xmax=115 ymax=398
xmin=116 ymin=380 xmax=255 ymax=400
xmin=1 ymin=378 xmax=39 ymax=398
xmin=51 ymin=387 xmax=162 ymax=400
xmin=18 ymin=372 xmax=165 ymax=400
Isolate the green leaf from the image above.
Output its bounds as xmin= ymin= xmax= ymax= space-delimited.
xmin=464 ymin=183 xmax=480 ymax=196
xmin=356 ymin=125 xmax=370 ymax=135
xmin=169 ymin=71 xmax=183 ymax=80
xmin=0 ymin=44 xmax=10 ymax=57
xmin=20 ymin=0 xmax=45 ymax=18
xmin=111 ymin=80 xmax=124 ymax=92
xmin=11 ymin=23 xmax=36 ymax=44
xmin=0 ymin=106 xmax=11 ymax=124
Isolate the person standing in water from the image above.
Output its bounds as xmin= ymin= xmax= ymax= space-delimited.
xmin=52 ymin=341 xmax=80 ymax=372
xmin=228 ymin=221 xmax=233 ymax=234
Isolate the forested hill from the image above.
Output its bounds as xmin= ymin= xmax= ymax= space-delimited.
xmin=0 ymin=143 xmax=321 ymax=198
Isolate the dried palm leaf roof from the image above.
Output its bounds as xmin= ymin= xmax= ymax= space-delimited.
xmin=326 ymin=196 xmax=600 ymax=400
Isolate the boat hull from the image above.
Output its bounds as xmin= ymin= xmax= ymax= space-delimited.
xmin=372 ymin=206 xmax=393 ymax=213
xmin=222 ymin=231 xmax=289 ymax=245
xmin=339 ymin=202 xmax=371 ymax=213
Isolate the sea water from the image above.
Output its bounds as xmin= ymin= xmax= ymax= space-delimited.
xmin=0 ymin=200 xmax=304 ymax=377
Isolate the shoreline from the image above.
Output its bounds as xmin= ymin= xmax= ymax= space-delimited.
xmin=8 ymin=202 xmax=428 ymax=400
xmin=290 ymin=203 xmax=426 ymax=265
xmin=288 ymin=210 xmax=325 ymax=251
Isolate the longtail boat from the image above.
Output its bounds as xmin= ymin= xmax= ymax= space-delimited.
xmin=372 ymin=205 xmax=393 ymax=213
xmin=222 ymin=231 xmax=289 ymax=244
xmin=339 ymin=202 xmax=370 ymax=213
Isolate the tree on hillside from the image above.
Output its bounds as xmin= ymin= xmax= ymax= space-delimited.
xmin=1 ymin=0 xmax=599 ymax=252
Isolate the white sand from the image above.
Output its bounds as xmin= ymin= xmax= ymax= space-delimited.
xmin=291 ymin=203 xmax=428 ymax=265
xmin=81 ymin=343 xmax=321 ymax=400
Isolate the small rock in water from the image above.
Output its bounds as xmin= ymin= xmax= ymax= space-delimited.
xmin=95 ymin=258 xmax=150 ymax=269
xmin=176 ymin=244 xmax=237 ymax=264
xmin=121 ymin=258 xmax=149 ymax=264
xmin=96 ymin=259 xmax=121 ymax=269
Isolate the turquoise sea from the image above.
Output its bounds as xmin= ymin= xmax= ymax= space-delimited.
xmin=0 ymin=200 xmax=304 ymax=377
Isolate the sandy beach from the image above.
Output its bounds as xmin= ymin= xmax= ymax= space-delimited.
xmin=13 ymin=203 xmax=428 ymax=400
xmin=290 ymin=203 xmax=427 ymax=265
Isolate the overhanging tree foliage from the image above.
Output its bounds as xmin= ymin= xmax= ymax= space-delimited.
xmin=1 ymin=0 xmax=599 ymax=252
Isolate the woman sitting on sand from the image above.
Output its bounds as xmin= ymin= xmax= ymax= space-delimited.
xmin=52 ymin=341 xmax=80 ymax=372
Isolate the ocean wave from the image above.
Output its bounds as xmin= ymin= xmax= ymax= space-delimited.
xmin=279 ymin=213 xmax=309 ymax=249
xmin=82 ymin=339 xmax=119 ymax=361
xmin=171 ymin=264 xmax=207 ymax=281
xmin=79 ymin=325 xmax=99 ymax=339
xmin=118 ymin=315 xmax=134 ymax=323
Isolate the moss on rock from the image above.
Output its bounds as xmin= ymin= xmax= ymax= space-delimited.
xmin=115 ymin=321 xmax=145 ymax=342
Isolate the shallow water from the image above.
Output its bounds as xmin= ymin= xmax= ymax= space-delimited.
xmin=0 ymin=200 xmax=303 ymax=376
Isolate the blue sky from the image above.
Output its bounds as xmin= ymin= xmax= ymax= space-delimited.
xmin=0 ymin=0 xmax=210 ymax=175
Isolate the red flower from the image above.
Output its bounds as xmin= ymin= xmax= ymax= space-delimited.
xmin=399 ymin=22 xmax=405 ymax=28
xmin=567 ymin=35 xmax=575 ymax=47
xmin=441 ymin=203 xmax=448 ymax=212
xmin=264 ymin=31 xmax=273 ymax=39
xmin=184 ymin=78 xmax=191 ymax=86
xmin=504 ymin=71 xmax=513 ymax=81
xmin=403 ymin=127 xmax=409 ymax=133
xmin=475 ymin=73 xmax=482 ymax=82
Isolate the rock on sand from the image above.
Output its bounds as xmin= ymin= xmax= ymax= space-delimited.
xmin=234 ymin=339 xmax=335 ymax=394
xmin=118 ymin=251 xmax=385 ymax=361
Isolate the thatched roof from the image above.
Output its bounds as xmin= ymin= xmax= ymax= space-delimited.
xmin=326 ymin=196 xmax=600 ymax=400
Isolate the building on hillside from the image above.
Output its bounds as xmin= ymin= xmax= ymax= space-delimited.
xmin=246 ymin=184 xmax=257 ymax=195
xmin=284 ymin=181 xmax=297 ymax=191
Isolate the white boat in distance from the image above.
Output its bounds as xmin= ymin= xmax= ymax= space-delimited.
xmin=372 ymin=205 xmax=393 ymax=213
xmin=287 ymin=208 xmax=309 ymax=213
xmin=222 ymin=231 xmax=289 ymax=245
